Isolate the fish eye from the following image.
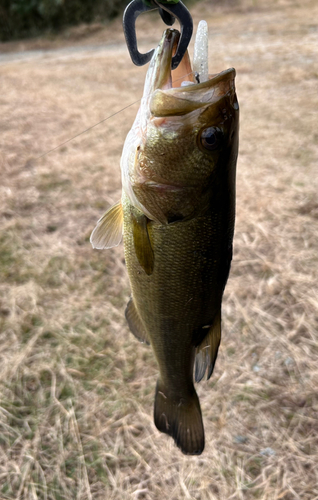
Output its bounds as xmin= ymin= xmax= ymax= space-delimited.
xmin=199 ymin=127 xmax=223 ymax=151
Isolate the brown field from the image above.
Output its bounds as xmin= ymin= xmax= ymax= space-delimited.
xmin=0 ymin=0 xmax=317 ymax=498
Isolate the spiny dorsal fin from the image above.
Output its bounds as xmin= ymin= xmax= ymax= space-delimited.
xmin=90 ymin=201 xmax=123 ymax=249
xmin=194 ymin=310 xmax=221 ymax=383
xmin=131 ymin=211 xmax=154 ymax=275
xmin=125 ymin=297 xmax=150 ymax=344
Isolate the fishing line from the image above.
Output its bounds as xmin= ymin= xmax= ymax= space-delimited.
xmin=35 ymin=100 xmax=141 ymax=160
xmin=35 ymin=70 xmax=195 ymax=161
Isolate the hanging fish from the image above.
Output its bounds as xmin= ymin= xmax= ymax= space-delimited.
xmin=91 ymin=21 xmax=239 ymax=455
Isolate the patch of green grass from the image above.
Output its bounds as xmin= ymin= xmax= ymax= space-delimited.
xmin=293 ymin=146 xmax=315 ymax=166
xmin=246 ymin=457 xmax=263 ymax=479
xmin=50 ymin=477 xmax=70 ymax=500
xmin=37 ymin=173 xmax=71 ymax=193
xmin=70 ymin=314 xmax=111 ymax=340
xmin=41 ymin=255 xmax=74 ymax=287
xmin=41 ymin=330 xmax=60 ymax=347
xmin=46 ymin=224 xmax=58 ymax=232
xmin=85 ymin=441 xmax=110 ymax=484
xmin=227 ymin=347 xmax=236 ymax=356
xmin=21 ymin=314 xmax=43 ymax=340
xmin=233 ymin=385 xmax=257 ymax=403
xmin=59 ymin=384 xmax=75 ymax=400
xmin=0 ymin=233 xmax=37 ymax=284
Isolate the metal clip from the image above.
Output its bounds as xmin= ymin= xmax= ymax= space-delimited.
xmin=123 ymin=0 xmax=193 ymax=70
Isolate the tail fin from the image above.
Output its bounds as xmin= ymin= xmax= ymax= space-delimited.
xmin=154 ymin=380 xmax=205 ymax=455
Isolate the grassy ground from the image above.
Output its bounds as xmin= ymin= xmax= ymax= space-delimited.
xmin=0 ymin=0 xmax=318 ymax=498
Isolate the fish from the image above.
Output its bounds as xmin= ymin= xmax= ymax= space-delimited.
xmin=91 ymin=21 xmax=239 ymax=455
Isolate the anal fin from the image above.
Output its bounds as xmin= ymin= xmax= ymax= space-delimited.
xmin=125 ymin=297 xmax=150 ymax=345
xmin=90 ymin=200 xmax=123 ymax=249
xmin=195 ymin=310 xmax=221 ymax=383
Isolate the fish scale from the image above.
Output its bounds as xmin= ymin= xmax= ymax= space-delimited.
xmin=123 ymin=194 xmax=228 ymax=334
xmin=91 ymin=24 xmax=239 ymax=454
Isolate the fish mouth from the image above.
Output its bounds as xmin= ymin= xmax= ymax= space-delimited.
xmin=148 ymin=28 xmax=236 ymax=117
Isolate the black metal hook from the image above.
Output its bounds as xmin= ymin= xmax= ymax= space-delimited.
xmin=123 ymin=0 xmax=193 ymax=70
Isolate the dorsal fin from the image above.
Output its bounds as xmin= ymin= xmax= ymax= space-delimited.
xmin=194 ymin=310 xmax=221 ymax=382
xmin=90 ymin=201 xmax=123 ymax=249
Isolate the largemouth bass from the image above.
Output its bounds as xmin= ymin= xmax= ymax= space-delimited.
xmin=91 ymin=22 xmax=239 ymax=455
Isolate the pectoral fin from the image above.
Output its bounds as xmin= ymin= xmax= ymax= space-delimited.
xmin=194 ymin=310 xmax=221 ymax=382
xmin=125 ymin=297 xmax=150 ymax=344
xmin=131 ymin=211 xmax=154 ymax=275
xmin=90 ymin=201 xmax=123 ymax=249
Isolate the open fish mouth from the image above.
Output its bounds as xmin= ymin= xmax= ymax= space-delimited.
xmin=147 ymin=22 xmax=236 ymax=117
xmin=119 ymin=19 xmax=238 ymax=225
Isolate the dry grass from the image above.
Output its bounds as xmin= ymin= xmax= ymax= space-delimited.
xmin=0 ymin=0 xmax=318 ymax=498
